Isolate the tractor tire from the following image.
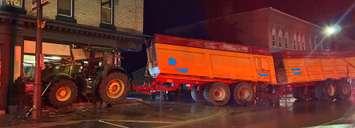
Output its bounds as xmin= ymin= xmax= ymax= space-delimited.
xmin=191 ymin=86 xmax=205 ymax=103
xmin=203 ymin=83 xmax=231 ymax=106
xmin=98 ymin=72 xmax=128 ymax=103
xmin=232 ymin=82 xmax=255 ymax=106
xmin=336 ymin=80 xmax=352 ymax=100
xmin=315 ymin=80 xmax=336 ymax=101
xmin=47 ymin=79 xmax=78 ymax=108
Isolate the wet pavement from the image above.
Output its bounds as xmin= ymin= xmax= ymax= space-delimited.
xmin=1 ymin=96 xmax=355 ymax=128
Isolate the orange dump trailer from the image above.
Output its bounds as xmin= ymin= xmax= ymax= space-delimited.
xmin=276 ymin=53 xmax=350 ymax=84
xmin=155 ymin=43 xmax=278 ymax=85
xmin=134 ymin=34 xmax=353 ymax=106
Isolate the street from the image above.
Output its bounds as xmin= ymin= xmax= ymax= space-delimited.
xmin=1 ymin=95 xmax=355 ymax=128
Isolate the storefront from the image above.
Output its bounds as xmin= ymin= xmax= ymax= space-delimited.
xmin=0 ymin=20 xmax=14 ymax=115
xmin=0 ymin=11 xmax=147 ymax=115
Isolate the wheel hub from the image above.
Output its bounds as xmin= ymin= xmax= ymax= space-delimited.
xmin=342 ymin=85 xmax=351 ymax=95
xmin=327 ymin=84 xmax=336 ymax=96
xmin=56 ymin=86 xmax=72 ymax=102
xmin=211 ymin=87 xmax=226 ymax=101
xmin=106 ymin=79 xmax=125 ymax=99
xmin=240 ymin=88 xmax=251 ymax=100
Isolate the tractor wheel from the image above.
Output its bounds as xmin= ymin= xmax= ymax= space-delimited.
xmin=336 ymin=80 xmax=352 ymax=100
xmin=203 ymin=83 xmax=231 ymax=106
xmin=315 ymin=80 xmax=336 ymax=101
xmin=99 ymin=72 xmax=128 ymax=103
xmin=47 ymin=79 xmax=78 ymax=108
xmin=191 ymin=86 xmax=205 ymax=103
xmin=232 ymin=82 xmax=255 ymax=106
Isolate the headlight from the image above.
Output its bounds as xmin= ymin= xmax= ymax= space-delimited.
xmin=149 ymin=67 xmax=160 ymax=78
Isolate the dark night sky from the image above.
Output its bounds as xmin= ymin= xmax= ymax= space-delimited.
xmin=144 ymin=0 xmax=355 ymax=35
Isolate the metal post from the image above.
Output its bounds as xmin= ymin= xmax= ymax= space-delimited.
xmin=32 ymin=0 xmax=43 ymax=120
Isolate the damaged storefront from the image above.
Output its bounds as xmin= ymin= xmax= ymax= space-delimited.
xmin=0 ymin=11 xmax=147 ymax=115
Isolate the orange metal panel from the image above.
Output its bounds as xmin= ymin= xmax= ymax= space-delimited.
xmin=345 ymin=57 xmax=355 ymax=78
xmin=283 ymin=56 xmax=349 ymax=84
xmin=155 ymin=43 xmax=277 ymax=84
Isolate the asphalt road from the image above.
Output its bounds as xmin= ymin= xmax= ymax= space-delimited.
xmin=1 ymin=96 xmax=355 ymax=128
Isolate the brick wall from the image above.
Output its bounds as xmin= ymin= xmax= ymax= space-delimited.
xmin=166 ymin=7 xmax=325 ymax=52
xmin=24 ymin=0 xmax=143 ymax=33
xmin=268 ymin=8 xmax=322 ymax=51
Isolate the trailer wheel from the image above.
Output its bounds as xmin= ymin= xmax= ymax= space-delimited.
xmin=232 ymin=82 xmax=255 ymax=106
xmin=203 ymin=83 xmax=230 ymax=106
xmin=47 ymin=79 xmax=78 ymax=108
xmin=99 ymin=72 xmax=128 ymax=103
xmin=191 ymin=86 xmax=205 ymax=103
xmin=292 ymin=87 xmax=305 ymax=101
xmin=316 ymin=80 xmax=336 ymax=101
xmin=336 ymin=80 xmax=351 ymax=100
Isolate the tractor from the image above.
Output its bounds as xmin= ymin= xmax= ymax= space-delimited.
xmin=20 ymin=45 xmax=130 ymax=108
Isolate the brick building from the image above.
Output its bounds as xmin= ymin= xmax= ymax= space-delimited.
xmin=166 ymin=7 xmax=331 ymax=52
xmin=0 ymin=0 xmax=146 ymax=114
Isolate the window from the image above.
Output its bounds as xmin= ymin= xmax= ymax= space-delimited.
xmin=278 ymin=30 xmax=283 ymax=47
xmin=301 ymin=35 xmax=305 ymax=50
xmin=271 ymin=28 xmax=277 ymax=46
xmin=314 ymin=36 xmax=318 ymax=50
xmin=293 ymin=34 xmax=297 ymax=49
xmin=297 ymin=33 xmax=301 ymax=50
xmin=285 ymin=32 xmax=289 ymax=48
xmin=101 ymin=0 xmax=114 ymax=24
xmin=58 ymin=0 xmax=73 ymax=17
xmin=309 ymin=35 xmax=313 ymax=50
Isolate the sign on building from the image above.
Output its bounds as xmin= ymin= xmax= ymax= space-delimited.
xmin=5 ymin=0 xmax=23 ymax=8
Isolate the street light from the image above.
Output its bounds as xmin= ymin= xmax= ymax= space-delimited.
xmin=323 ymin=24 xmax=341 ymax=37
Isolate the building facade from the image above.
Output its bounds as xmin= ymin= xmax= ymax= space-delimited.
xmin=166 ymin=7 xmax=330 ymax=52
xmin=0 ymin=0 xmax=145 ymax=114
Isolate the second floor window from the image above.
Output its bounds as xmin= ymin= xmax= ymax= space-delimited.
xmin=58 ymin=0 xmax=73 ymax=17
xmin=101 ymin=0 xmax=114 ymax=24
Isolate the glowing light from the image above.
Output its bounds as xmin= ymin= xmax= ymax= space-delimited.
xmin=323 ymin=25 xmax=341 ymax=37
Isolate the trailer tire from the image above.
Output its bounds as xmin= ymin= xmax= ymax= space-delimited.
xmin=316 ymin=80 xmax=336 ymax=101
xmin=99 ymin=72 xmax=128 ymax=103
xmin=232 ymin=82 xmax=255 ymax=106
xmin=292 ymin=87 xmax=305 ymax=101
xmin=191 ymin=86 xmax=205 ymax=103
xmin=47 ymin=79 xmax=78 ymax=108
xmin=203 ymin=83 xmax=230 ymax=106
xmin=336 ymin=80 xmax=351 ymax=100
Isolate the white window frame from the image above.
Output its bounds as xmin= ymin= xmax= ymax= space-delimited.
xmin=271 ymin=28 xmax=277 ymax=46
xmin=57 ymin=0 xmax=74 ymax=17
xmin=293 ymin=34 xmax=297 ymax=49
xmin=285 ymin=32 xmax=289 ymax=48
xmin=301 ymin=35 xmax=305 ymax=50
xmin=101 ymin=0 xmax=114 ymax=25
xmin=278 ymin=30 xmax=283 ymax=47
